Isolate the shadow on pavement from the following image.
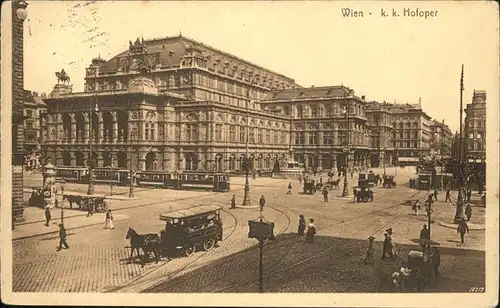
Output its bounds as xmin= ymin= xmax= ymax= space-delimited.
xmin=140 ymin=232 xmax=484 ymax=293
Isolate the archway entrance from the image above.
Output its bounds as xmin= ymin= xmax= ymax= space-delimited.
xmin=185 ymin=153 xmax=198 ymax=171
xmin=146 ymin=152 xmax=157 ymax=171
xmin=75 ymin=151 xmax=85 ymax=167
xmin=62 ymin=151 xmax=71 ymax=166
xmin=117 ymin=151 xmax=127 ymax=169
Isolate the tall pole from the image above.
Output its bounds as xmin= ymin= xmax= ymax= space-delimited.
xmin=128 ymin=100 xmax=135 ymax=198
xmin=242 ymin=86 xmax=251 ymax=206
xmin=110 ymin=153 xmax=114 ymax=196
xmin=454 ymin=64 xmax=465 ymax=223
xmin=259 ymin=238 xmax=264 ymax=293
xmin=87 ymin=96 xmax=96 ymax=195
xmin=342 ymin=93 xmax=349 ymax=197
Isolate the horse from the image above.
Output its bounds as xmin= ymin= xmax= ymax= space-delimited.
xmin=55 ymin=69 xmax=71 ymax=85
xmin=330 ymin=179 xmax=340 ymax=190
xmin=125 ymin=227 xmax=160 ymax=266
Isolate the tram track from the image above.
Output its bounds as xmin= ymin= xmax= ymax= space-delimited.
xmin=104 ymin=206 xmax=240 ymax=293
xmin=209 ymin=189 xmax=430 ymax=292
xmin=143 ymin=198 xmax=294 ymax=293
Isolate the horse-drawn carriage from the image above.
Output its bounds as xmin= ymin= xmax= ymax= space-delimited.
xmin=354 ymin=186 xmax=374 ymax=203
xmin=126 ymin=205 xmax=224 ymax=266
xmin=62 ymin=192 xmax=108 ymax=213
xmin=303 ymin=179 xmax=317 ymax=195
xmin=383 ymin=175 xmax=396 ymax=188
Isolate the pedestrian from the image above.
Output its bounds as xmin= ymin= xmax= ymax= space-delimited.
xmin=381 ymin=233 xmax=392 ymax=260
xmin=465 ymin=203 xmax=472 ymax=222
xmin=353 ymin=188 xmax=358 ymax=203
xmin=364 ymin=236 xmax=375 ymax=264
xmin=323 ymin=187 xmax=329 ymax=203
xmin=230 ymin=194 xmax=236 ymax=209
xmin=298 ymin=214 xmax=306 ymax=236
xmin=433 ymin=189 xmax=438 ymax=201
xmin=87 ymin=200 xmax=94 ymax=217
xmin=287 ymin=182 xmax=292 ymax=195
xmin=445 ymin=188 xmax=452 ymax=203
xmin=350 ymin=170 xmax=354 ymax=179
xmin=305 ymin=218 xmax=316 ymax=243
xmin=399 ymin=261 xmax=411 ymax=291
xmin=467 ymin=189 xmax=472 ymax=202
xmin=386 ymin=228 xmax=398 ymax=258
xmin=432 ymin=247 xmax=441 ymax=279
xmin=103 ymin=209 xmax=115 ymax=229
xmin=259 ymin=195 xmax=266 ymax=212
xmin=44 ymin=206 xmax=52 ymax=226
xmin=412 ymin=201 xmax=419 ymax=216
xmin=252 ymin=171 xmax=256 ymax=180
xmin=457 ymin=218 xmax=469 ymax=244
xmin=419 ymin=224 xmax=430 ymax=249
xmin=57 ymin=223 xmax=69 ymax=251
xmin=319 ymin=176 xmax=323 ymax=184
xmin=298 ymin=174 xmax=302 ymax=184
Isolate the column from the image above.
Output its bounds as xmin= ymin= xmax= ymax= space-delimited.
xmin=138 ymin=151 xmax=146 ymax=171
xmin=304 ymin=154 xmax=309 ymax=170
xmin=348 ymin=153 xmax=354 ymax=169
xmin=98 ymin=113 xmax=104 ymax=143
xmin=70 ymin=116 xmax=77 ymax=143
xmin=197 ymin=150 xmax=204 ymax=171
xmin=84 ymin=114 xmax=90 ymax=143
xmin=112 ymin=112 xmax=118 ymax=143
xmin=162 ymin=151 xmax=169 ymax=170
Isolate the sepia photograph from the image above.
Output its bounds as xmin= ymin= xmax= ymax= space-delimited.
xmin=1 ymin=0 xmax=498 ymax=307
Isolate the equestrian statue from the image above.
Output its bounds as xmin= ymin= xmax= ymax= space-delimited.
xmin=55 ymin=69 xmax=71 ymax=85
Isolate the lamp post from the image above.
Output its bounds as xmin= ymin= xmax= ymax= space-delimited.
xmin=87 ymin=96 xmax=98 ymax=195
xmin=12 ymin=0 xmax=29 ymax=225
xmin=242 ymin=87 xmax=252 ymax=207
xmin=342 ymin=104 xmax=349 ymax=197
xmin=60 ymin=179 xmax=66 ymax=224
xmin=454 ymin=64 xmax=466 ymax=223
xmin=128 ymin=125 xmax=136 ymax=199
xmin=109 ymin=153 xmax=115 ymax=196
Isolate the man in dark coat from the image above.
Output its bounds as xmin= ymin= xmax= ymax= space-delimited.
xmin=457 ymin=219 xmax=469 ymax=244
xmin=381 ymin=233 xmax=392 ymax=260
xmin=419 ymin=224 xmax=430 ymax=249
xmin=467 ymin=189 xmax=472 ymax=202
xmin=259 ymin=195 xmax=266 ymax=212
xmin=323 ymin=187 xmax=329 ymax=203
xmin=44 ymin=207 xmax=52 ymax=227
xmin=445 ymin=188 xmax=452 ymax=202
xmin=433 ymin=189 xmax=438 ymax=201
xmin=297 ymin=215 xmax=306 ymax=236
xmin=230 ymin=194 xmax=236 ymax=209
xmin=57 ymin=224 xmax=69 ymax=251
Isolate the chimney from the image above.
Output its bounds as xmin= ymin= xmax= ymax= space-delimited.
xmin=361 ymin=95 xmax=365 ymax=100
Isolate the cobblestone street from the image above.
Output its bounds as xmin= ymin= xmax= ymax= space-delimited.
xmin=13 ymin=168 xmax=486 ymax=293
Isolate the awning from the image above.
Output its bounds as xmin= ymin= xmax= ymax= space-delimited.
xmin=398 ymin=157 xmax=419 ymax=162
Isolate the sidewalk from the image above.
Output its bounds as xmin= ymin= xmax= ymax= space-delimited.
xmin=13 ymin=206 xmax=129 ymax=240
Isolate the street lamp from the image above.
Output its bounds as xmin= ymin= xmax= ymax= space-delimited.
xmin=242 ymin=86 xmax=252 ymax=207
xmin=128 ymin=118 xmax=136 ymax=199
xmin=342 ymin=105 xmax=349 ymax=197
xmin=454 ymin=65 xmax=466 ymax=223
xmin=87 ymin=97 xmax=98 ymax=195
xmin=60 ymin=179 xmax=66 ymax=224
xmin=109 ymin=153 xmax=115 ymax=196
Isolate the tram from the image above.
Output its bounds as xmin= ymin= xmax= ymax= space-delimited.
xmin=178 ymin=171 xmax=231 ymax=192
xmin=55 ymin=167 xmax=87 ymax=183
xmin=135 ymin=170 xmax=179 ymax=189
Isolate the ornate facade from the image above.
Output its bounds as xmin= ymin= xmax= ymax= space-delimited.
xmin=430 ymin=119 xmax=453 ymax=158
xmin=41 ymin=35 xmax=443 ymax=172
xmin=464 ymin=90 xmax=486 ymax=162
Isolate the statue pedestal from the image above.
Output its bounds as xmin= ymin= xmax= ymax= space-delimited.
xmin=128 ymin=76 xmax=158 ymax=95
xmin=49 ymin=84 xmax=73 ymax=98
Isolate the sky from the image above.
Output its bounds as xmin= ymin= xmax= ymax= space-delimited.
xmin=21 ymin=0 xmax=499 ymax=132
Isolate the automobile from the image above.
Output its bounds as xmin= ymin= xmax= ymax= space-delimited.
xmin=303 ymin=179 xmax=317 ymax=195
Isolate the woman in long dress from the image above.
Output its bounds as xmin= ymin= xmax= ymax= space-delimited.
xmin=305 ymin=218 xmax=316 ymax=243
xmin=103 ymin=209 xmax=115 ymax=229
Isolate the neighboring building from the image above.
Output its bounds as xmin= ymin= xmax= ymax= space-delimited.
xmin=41 ymin=35 xmax=442 ymax=172
xmin=23 ymin=90 xmax=47 ymax=157
xmin=464 ymin=90 xmax=486 ymax=163
xmin=383 ymin=102 xmax=433 ymax=165
xmin=430 ymin=119 xmax=453 ymax=158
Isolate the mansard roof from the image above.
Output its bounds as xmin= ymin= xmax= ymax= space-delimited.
xmin=263 ymin=85 xmax=356 ymax=101
xmin=97 ymin=34 xmax=298 ymax=86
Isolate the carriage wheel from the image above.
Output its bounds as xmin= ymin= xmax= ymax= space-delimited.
xmin=184 ymin=245 xmax=196 ymax=257
xmin=203 ymin=239 xmax=216 ymax=251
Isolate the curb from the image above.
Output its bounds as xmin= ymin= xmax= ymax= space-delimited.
xmin=438 ymin=221 xmax=485 ymax=231
xmin=235 ymin=205 xmax=260 ymax=209
xmin=14 ymin=180 xmax=288 ymax=241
